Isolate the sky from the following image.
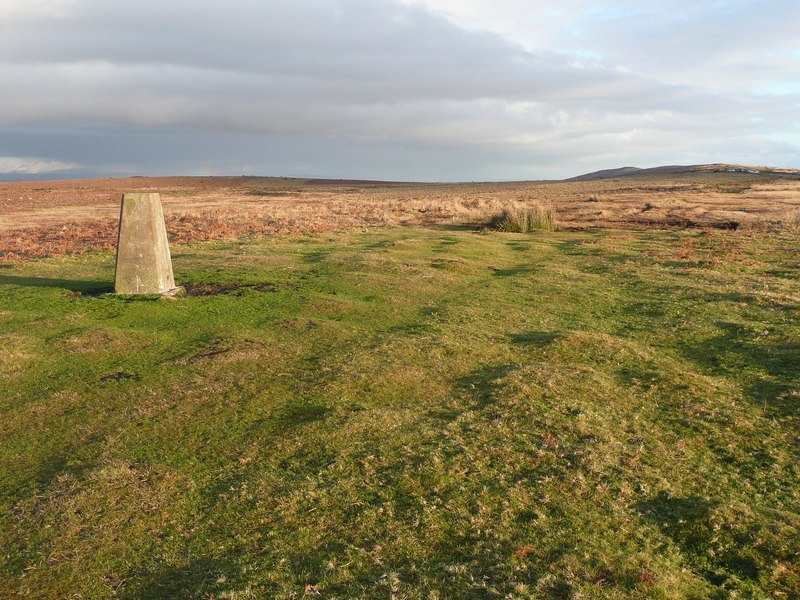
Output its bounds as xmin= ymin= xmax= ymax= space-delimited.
xmin=1 ymin=0 xmax=798 ymax=181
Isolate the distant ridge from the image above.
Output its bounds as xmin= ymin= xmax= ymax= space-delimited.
xmin=567 ymin=163 xmax=800 ymax=181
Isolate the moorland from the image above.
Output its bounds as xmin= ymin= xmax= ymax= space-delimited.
xmin=0 ymin=166 xmax=798 ymax=598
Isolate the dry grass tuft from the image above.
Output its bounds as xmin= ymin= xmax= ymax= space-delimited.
xmin=487 ymin=204 xmax=557 ymax=232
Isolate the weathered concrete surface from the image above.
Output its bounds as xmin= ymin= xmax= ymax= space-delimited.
xmin=114 ymin=193 xmax=176 ymax=294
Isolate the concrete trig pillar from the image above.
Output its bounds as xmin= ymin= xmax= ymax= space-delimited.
xmin=114 ymin=193 xmax=176 ymax=294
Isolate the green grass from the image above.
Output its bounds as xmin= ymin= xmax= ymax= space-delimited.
xmin=0 ymin=227 xmax=798 ymax=599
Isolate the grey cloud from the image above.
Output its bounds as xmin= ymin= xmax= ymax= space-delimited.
xmin=0 ymin=0 xmax=718 ymax=119
xmin=0 ymin=0 xmax=797 ymax=180
xmin=0 ymin=123 xmax=565 ymax=181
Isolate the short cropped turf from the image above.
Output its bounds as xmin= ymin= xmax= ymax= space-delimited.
xmin=1 ymin=227 xmax=798 ymax=599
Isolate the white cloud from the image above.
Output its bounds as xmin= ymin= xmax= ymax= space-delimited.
xmin=0 ymin=156 xmax=79 ymax=174
xmin=0 ymin=0 xmax=76 ymax=19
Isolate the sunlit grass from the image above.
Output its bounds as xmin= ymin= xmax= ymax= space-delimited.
xmin=1 ymin=227 xmax=798 ymax=598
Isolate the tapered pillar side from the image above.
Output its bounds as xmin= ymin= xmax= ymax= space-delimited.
xmin=114 ymin=193 xmax=175 ymax=294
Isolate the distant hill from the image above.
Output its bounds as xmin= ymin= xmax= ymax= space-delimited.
xmin=567 ymin=164 xmax=800 ymax=181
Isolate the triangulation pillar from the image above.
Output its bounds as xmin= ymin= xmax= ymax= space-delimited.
xmin=114 ymin=193 xmax=176 ymax=294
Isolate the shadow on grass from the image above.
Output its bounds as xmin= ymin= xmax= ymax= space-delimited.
xmin=637 ymin=492 xmax=761 ymax=588
xmin=489 ymin=265 xmax=537 ymax=277
xmin=616 ymin=365 xmax=662 ymax=390
xmin=0 ymin=274 xmax=112 ymax=294
xmin=301 ymin=251 xmax=330 ymax=264
xmin=277 ymin=399 xmax=328 ymax=428
xmin=703 ymin=291 xmax=798 ymax=311
xmin=425 ymin=223 xmax=480 ymax=232
xmin=364 ymin=239 xmax=396 ymax=250
xmin=455 ymin=364 xmax=515 ymax=409
xmin=557 ymin=238 xmax=603 ymax=255
xmin=509 ymin=331 xmax=561 ymax=347
xmin=388 ymin=321 xmax=438 ymax=336
xmin=678 ymin=321 xmax=799 ymax=418
xmin=119 ymin=555 xmax=247 ymax=600
xmin=505 ymin=240 xmax=532 ymax=252
xmin=620 ymin=300 xmax=667 ymax=321
xmin=433 ymin=236 xmax=460 ymax=253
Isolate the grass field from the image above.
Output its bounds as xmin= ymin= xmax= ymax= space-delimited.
xmin=1 ymin=226 xmax=798 ymax=598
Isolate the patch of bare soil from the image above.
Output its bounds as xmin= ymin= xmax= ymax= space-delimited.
xmin=1 ymin=173 xmax=798 ymax=259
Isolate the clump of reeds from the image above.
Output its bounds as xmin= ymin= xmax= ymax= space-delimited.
xmin=487 ymin=204 xmax=557 ymax=232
